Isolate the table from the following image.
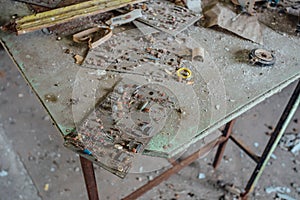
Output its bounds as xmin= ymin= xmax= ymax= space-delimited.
xmin=1 ymin=0 xmax=300 ymax=199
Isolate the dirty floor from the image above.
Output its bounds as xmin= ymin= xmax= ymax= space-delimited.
xmin=0 ymin=44 xmax=299 ymax=200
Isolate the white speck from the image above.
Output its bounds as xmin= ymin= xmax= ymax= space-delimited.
xmin=271 ymin=154 xmax=277 ymax=160
xmin=18 ymin=93 xmax=24 ymax=98
xmin=215 ymin=105 xmax=220 ymax=110
xmin=147 ymin=175 xmax=153 ymax=181
xmin=198 ymin=173 xmax=206 ymax=179
xmin=74 ymin=167 xmax=80 ymax=172
xmin=254 ymin=142 xmax=259 ymax=148
xmin=139 ymin=166 xmax=143 ymax=173
xmin=0 ymin=170 xmax=8 ymax=177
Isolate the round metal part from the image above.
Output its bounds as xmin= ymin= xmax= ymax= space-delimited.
xmin=249 ymin=48 xmax=275 ymax=66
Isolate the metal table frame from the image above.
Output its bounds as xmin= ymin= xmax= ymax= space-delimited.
xmin=79 ymin=80 xmax=300 ymax=200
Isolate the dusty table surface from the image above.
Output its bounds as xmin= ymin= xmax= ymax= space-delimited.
xmin=1 ymin=0 xmax=300 ymax=162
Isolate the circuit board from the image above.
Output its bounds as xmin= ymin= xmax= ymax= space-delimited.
xmin=65 ymin=78 xmax=181 ymax=177
xmin=65 ymin=29 xmax=208 ymax=177
xmin=123 ymin=0 xmax=201 ymax=35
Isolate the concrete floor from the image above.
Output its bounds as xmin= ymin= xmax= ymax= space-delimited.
xmin=0 ymin=45 xmax=299 ymax=200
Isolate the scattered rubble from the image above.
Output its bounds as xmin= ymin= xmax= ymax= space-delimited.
xmin=265 ymin=186 xmax=291 ymax=194
xmin=279 ymin=132 xmax=300 ymax=155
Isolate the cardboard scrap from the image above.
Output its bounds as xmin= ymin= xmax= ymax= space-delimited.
xmin=204 ymin=3 xmax=263 ymax=44
xmin=73 ymin=27 xmax=112 ymax=49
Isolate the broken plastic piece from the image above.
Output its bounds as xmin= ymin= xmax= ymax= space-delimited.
xmin=73 ymin=27 xmax=112 ymax=49
xmin=107 ymin=9 xmax=143 ymax=26
xmin=83 ymin=149 xmax=92 ymax=155
xmin=249 ymin=48 xmax=275 ymax=67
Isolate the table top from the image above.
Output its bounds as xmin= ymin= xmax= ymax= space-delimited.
xmin=1 ymin=0 xmax=300 ymax=176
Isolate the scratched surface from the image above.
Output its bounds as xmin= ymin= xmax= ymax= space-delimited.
xmin=1 ymin=0 xmax=300 ymax=174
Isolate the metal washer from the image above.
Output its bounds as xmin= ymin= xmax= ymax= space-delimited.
xmin=249 ymin=48 xmax=276 ymax=67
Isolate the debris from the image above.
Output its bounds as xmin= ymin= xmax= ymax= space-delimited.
xmin=291 ymin=142 xmax=300 ymax=155
xmin=18 ymin=93 xmax=24 ymax=98
xmin=44 ymin=183 xmax=49 ymax=191
xmin=41 ymin=28 xmax=53 ymax=35
xmin=270 ymin=153 xmax=277 ymax=159
xmin=253 ymin=142 xmax=259 ymax=147
xmin=44 ymin=93 xmax=58 ymax=103
xmin=73 ymin=27 xmax=113 ymax=49
xmin=237 ymin=0 xmax=256 ymax=15
xmin=125 ymin=0 xmax=201 ymax=35
xmin=0 ymin=170 xmax=8 ymax=177
xmin=198 ymin=173 xmax=206 ymax=179
xmin=186 ymin=0 xmax=202 ymax=14
xmin=74 ymin=166 xmax=80 ymax=172
xmin=147 ymin=175 xmax=153 ymax=181
xmin=224 ymin=184 xmax=241 ymax=195
xmin=43 ymin=115 xmax=50 ymax=121
xmin=276 ymin=193 xmax=296 ymax=200
xmin=15 ymin=0 xmax=146 ymax=34
xmin=83 ymin=149 xmax=92 ymax=155
xmin=291 ymin=183 xmax=300 ymax=194
xmin=107 ymin=9 xmax=143 ymax=27
xmin=279 ymin=132 xmax=300 ymax=155
xmin=74 ymin=55 xmax=84 ymax=65
xmin=249 ymin=48 xmax=276 ymax=67
xmin=265 ymin=186 xmax=291 ymax=194
xmin=192 ymin=47 xmax=204 ymax=62
xmin=50 ymin=167 xmax=56 ymax=172
xmin=204 ymin=3 xmax=263 ymax=44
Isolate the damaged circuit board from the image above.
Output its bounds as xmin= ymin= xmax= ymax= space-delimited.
xmin=123 ymin=0 xmax=201 ymax=35
xmin=65 ymin=29 xmax=211 ymax=177
xmin=65 ymin=79 xmax=180 ymax=177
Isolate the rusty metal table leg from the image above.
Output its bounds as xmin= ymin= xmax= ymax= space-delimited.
xmin=80 ymin=156 xmax=99 ymax=200
xmin=122 ymin=138 xmax=224 ymax=200
xmin=213 ymin=120 xmax=236 ymax=169
xmin=242 ymin=80 xmax=300 ymax=199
